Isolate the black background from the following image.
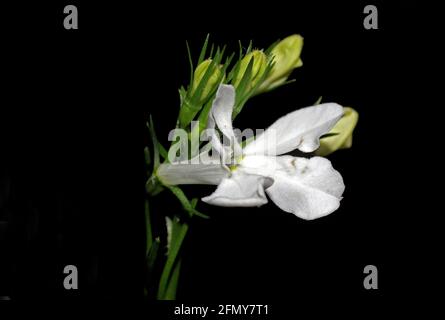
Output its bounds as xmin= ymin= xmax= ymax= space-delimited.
xmin=0 ymin=0 xmax=433 ymax=309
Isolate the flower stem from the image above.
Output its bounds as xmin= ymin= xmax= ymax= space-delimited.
xmin=157 ymin=220 xmax=189 ymax=300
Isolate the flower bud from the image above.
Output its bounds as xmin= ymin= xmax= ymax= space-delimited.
xmin=233 ymin=50 xmax=268 ymax=90
xmin=257 ymin=34 xmax=304 ymax=93
xmin=191 ymin=59 xmax=223 ymax=104
xmin=316 ymin=107 xmax=359 ymax=156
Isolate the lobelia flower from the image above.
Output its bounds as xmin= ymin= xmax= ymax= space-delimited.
xmin=157 ymin=84 xmax=346 ymax=220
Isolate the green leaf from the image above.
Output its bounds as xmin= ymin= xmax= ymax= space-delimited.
xmin=158 ymin=142 xmax=168 ymax=161
xmin=235 ymin=56 xmax=254 ymax=94
xmin=233 ymin=57 xmax=254 ymax=117
xmin=247 ymin=60 xmax=274 ymax=98
xmin=186 ymin=40 xmax=194 ymax=86
xmin=190 ymin=198 xmax=198 ymax=208
xmin=192 ymin=59 xmax=217 ymax=103
xmin=238 ymin=40 xmax=243 ymax=58
xmin=209 ymin=43 xmax=215 ymax=59
xmin=261 ymin=78 xmax=296 ymax=94
xmin=196 ymin=53 xmax=235 ymax=134
xmin=221 ymin=53 xmax=235 ymax=78
xmin=165 ymin=185 xmax=209 ymax=219
xmin=246 ymin=40 xmax=253 ymax=54
xmin=227 ymin=59 xmax=241 ymax=84
xmin=314 ymin=96 xmax=323 ymax=105
xmin=197 ymin=97 xmax=214 ymax=133
xmin=231 ymin=61 xmax=274 ymax=118
xmin=197 ymin=34 xmax=210 ymax=66
xmin=181 ymin=59 xmax=218 ymax=127
xmin=179 ymin=86 xmax=187 ymax=105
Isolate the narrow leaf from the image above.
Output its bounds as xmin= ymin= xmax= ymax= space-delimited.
xmin=314 ymin=96 xmax=323 ymax=105
xmin=158 ymin=142 xmax=168 ymax=161
xmin=165 ymin=185 xmax=209 ymax=219
xmin=197 ymin=34 xmax=210 ymax=66
xmin=233 ymin=57 xmax=254 ymax=117
xmin=186 ymin=40 xmax=194 ymax=85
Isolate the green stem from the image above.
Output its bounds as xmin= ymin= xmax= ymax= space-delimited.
xmin=164 ymin=258 xmax=182 ymax=300
xmin=157 ymin=221 xmax=189 ymax=300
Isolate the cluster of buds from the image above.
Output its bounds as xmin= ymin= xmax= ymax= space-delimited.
xmin=177 ymin=34 xmax=305 ymax=130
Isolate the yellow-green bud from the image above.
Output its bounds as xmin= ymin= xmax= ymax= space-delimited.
xmin=257 ymin=34 xmax=304 ymax=93
xmin=233 ymin=50 xmax=268 ymax=89
xmin=316 ymin=107 xmax=359 ymax=156
xmin=191 ymin=59 xmax=223 ymax=103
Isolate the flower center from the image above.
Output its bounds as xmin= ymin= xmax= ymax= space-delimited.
xmin=228 ymin=154 xmax=245 ymax=171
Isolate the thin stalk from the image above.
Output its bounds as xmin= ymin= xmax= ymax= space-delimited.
xmin=157 ymin=222 xmax=189 ymax=299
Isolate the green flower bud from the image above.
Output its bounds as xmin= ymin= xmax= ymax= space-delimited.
xmin=233 ymin=50 xmax=268 ymax=90
xmin=179 ymin=59 xmax=224 ymax=128
xmin=191 ymin=59 xmax=223 ymax=104
xmin=257 ymin=34 xmax=304 ymax=93
xmin=316 ymin=107 xmax=359 ymax=156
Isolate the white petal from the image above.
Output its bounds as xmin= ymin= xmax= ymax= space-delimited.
xmin=210 ymin=84 xmax=242 ymax=158
xmin=157 ymin=163 xmax=228 ymax=185
xmin=205 ymin=111 xmax=225 ymax=159
xmin=243 ymin=103 xmax=343 ymax=156
xmin=265 ymin=156 xmax=345 ymax=220
xmin=211 ymin=85 xmax=236 ymax=140
xmin=202 ymin=170 xmax=272 ymax=207
xmin=238 ymin=154 xmax=280 ymax=177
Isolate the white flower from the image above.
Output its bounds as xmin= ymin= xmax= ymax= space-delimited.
xmin=157 ymin=85 xmax=345 ymax=220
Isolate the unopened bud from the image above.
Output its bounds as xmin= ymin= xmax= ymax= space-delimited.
xmin=233 ymin=50 xmax=268 ymax=90
xmin=316 ymin=107 xmax=359 ymax=156
xmin=191 ymin=59 xmax=223 ymax=104
xmin=257 ymin=34 xmax=304 ymax=93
